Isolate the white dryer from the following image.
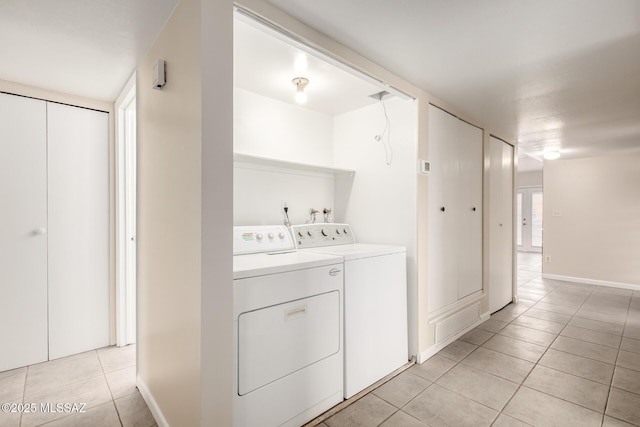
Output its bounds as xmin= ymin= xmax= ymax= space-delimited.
xmin=290 ymin=223 xmax=408 ymax=399
xmin=233 ymin=225 xmax=343 ymax=426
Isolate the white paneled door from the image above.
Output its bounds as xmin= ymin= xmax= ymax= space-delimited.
xmin=0 ymin=94 xmax=49 ymax=372
xmin=489 ymin=136 xmax=514 ymax=313
xmin=457 ymin=120 xmax=483 ymax=299
xmin=0 ymin=93 xmax=109 ymax=370
xmin=48 ymin=103 xmax=110 ymax=359
xmin=427 ymin=105 xmax=483 ymax=314
xmin=427 ymin=105 xmax=459 ymax=312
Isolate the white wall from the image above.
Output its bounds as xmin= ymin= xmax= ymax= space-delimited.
xmin=233 ymin=88 xmax=336 ymax=225
xmin=137 ymin=0 xmax=233 ymax=425
xmin=543 ymin=153 xmax=640 ymax=287
xmin=234 ymin=88 xmax=334 ymax=166
xmin=518 ymin=170 xmax=543 ymax=188
xmin=233 ymin=93 xmax=418 ymax=250
xmin=234 ymin=163 xmax=334 ymax=226
xmin=201 ymin=0 xmax=234 ymax=425
xmin=333 ymin=98 xmax=417 ymax=245
xmin=334 ymin=97 xmax=418 ymax=355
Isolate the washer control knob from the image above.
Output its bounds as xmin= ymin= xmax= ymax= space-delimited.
xmin=298 ymin=231 xmax=303 ymax=237
xmin=307 ymin=231 xmax=312 ymax=237
xmin=336 ymin=228 xmax=341 ymax=234
xmin=279 ymin=232 xmax=285 ymax=239
xmin=268 ymin=233 xmax=274 ymax=239
xmin=321 ymin=228 xmax=328 ymax=237
xmin=256 ymin=233 xmax=263 ymax=240
xmin=343 ymin=228 xmax=349 ymax=235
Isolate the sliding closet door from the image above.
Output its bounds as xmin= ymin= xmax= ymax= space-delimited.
xmin=0 ymin=94 xmax=49 ymax=372
xmin=47 ymin=103 xmax=110 ymax=359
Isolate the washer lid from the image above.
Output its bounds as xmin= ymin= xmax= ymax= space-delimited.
xmin=233 ymin=250 xmax=343 ymax=279
xmin=302 ymin=243 xmax=406 ymax=261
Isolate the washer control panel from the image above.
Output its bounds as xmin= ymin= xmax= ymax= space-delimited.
xmin=290 ymin=223 xmax=355 ymax=248
xmin=233 ymin=225 xmax=294 ymax=255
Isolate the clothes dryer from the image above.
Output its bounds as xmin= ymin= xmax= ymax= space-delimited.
xmin=233 ymin=225 xmax=343 ymax=426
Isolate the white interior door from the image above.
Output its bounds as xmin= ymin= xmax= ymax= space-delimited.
xmin=0 ymin=94 xmax=49 ymax=371
xmin=427 ymin=105 xmax=459 ymax=312
xmin=47 ymin=103 xmax=110 ymax=359
xmin=517 ymin=187 xmax=543 ymax=253
xmin=116 ymin=77 xmax=137 ymax=347
xmin=457 ymin=121 xmax=483 ymax=299
xmin=489 ymin=137 xmax=514 ymax=313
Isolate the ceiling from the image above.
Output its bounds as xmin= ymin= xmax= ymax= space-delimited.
xmin=265 ymin=0 xmax=640 ymax=163
xmin=234 ymin=16 xmax=391 ymax=116
xmin=0 ymin=0 xmax=179 ymax=101
xmin=2 ymin=1 xmax=638 ymax=166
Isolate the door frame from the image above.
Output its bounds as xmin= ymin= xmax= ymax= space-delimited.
xmin=115 ymin=73 xmax=137 ymax=347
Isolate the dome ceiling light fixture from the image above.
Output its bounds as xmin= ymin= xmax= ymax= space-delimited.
xmin=292 ymin=77 xmax=309 ymax=104
xmin=543 ymin=149 xmax=561 ymax=160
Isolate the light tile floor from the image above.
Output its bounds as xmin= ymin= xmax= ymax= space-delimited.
xmin=0 ymin=345 xmax=156 ymax=427
xmin=320 ymin=252 xmax=640 ymax=427
xmin=5 ymin=254 xmax=639 ymax=426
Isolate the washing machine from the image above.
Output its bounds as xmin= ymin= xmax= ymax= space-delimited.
xmin=233 ymin=225 xmax=344 ymax=426
xmin=290 ymin=223 xmax=408 ymax=399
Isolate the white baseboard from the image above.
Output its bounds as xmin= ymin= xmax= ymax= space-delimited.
xmin=542 ymin=274 xmax=640 ymax=292
xmin=417 ymin=311 xmax=490 ymax=364
xmin=137 ymin=375 xmax=170 ymax=427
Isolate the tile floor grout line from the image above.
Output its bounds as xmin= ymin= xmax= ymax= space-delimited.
xmin=502 ymin=266 xmax=613 ymax=423
xmin=494 ymin=299 xmax=554 ymax=426
xmin=530 ymin=281 xmax=617 ymax=420
xmin=496 ymin=312 xmax=609 ymax=421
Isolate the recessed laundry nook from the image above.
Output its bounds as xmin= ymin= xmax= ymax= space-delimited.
xmin=232 ymin=11 xmax=418 ymax=425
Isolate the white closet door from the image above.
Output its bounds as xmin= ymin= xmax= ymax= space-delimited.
xmin=47 ymin=103 xmax=110 ymax=359
xmin=427 ymin=105 xmax=459 ymax=312
xmin=489 ymin=137 xmax=514 ymax=313
xmin=0 ymin=94 xmax=48 ymax=371
xmin=457 ymin=121 xmax=483 ymax=298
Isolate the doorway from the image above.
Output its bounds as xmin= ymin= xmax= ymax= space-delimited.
xmin=517 ymin=186 xmax=543 ymax=253
xmin=116 ymin=74 xmax=137 ymax=347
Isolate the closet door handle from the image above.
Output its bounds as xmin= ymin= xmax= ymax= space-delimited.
xmin=440 ymin=207 xmax=446 ymax=212
xmin=472 ymin=207 xmax=477 ymax=212
xmin=33 ymin=227 xmax=47 ymax=235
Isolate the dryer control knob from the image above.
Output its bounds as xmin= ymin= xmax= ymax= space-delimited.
xmin=321 ymin=228 xmax=328 ymax=236
xmin=268 ymin=233 xmax=274 ymax=239
xmin=256 ymin=233 xmax=263 ymax=240
xmin=279 ymin=232 xmax=285 ymax=239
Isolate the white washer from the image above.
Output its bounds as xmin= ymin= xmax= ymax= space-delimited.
xmin=233 ymin=225 xmax=344 ymax=427
xmin=290 ymin=223 xmax=408 ymax=399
